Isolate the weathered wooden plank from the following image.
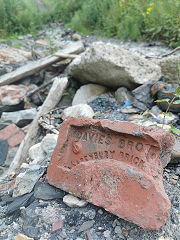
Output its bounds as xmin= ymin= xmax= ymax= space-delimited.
xmin=8 ymin=76 xmax=68 ymax=174
xmin=0 ymin=41 xmax=84 ymax=86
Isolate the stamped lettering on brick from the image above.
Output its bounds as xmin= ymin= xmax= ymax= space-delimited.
xmin=47 ymin=117 xmax=174 ymax=230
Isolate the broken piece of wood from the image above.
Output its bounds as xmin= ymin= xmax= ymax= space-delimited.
xmin=8 ymin=76 xmax=68 ymax=174
xmin=146 ymin=46 xmax=180 ymax=59
xmin=0 ymin=41 xmax=84 ymax=86
xmin=53 ymin=53 xmax=79 ymax=59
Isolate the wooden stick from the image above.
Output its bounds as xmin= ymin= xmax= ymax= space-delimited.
xmin=53 ymin=53 xmax=79 ymax=59
xmin=25 ymin=79 xmax=54 ymax=98
xmin=146 ymin=46 xmax=180 ymax=59
xmin=8 ymin=77 xmax=68 ymax=174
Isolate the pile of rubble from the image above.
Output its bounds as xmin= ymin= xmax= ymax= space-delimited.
xmin=0 ymin=23 xmax=180 ymax=240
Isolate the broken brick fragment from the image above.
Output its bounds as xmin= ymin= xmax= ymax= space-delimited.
xmin=47 ymin=117 xmax=175 ymax=230
xmin=0 ymin=124 xmax=25 ymax=147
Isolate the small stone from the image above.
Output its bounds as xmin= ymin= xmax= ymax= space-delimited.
xmin=34 ymin=182 xmax=65 ymax=200
xmin=14 ymin=234 xmax=34 ymax=240
xmin=170 ymin=178 xmax=177 ymax=185
xmin=132 ymin=80 xmax=155 ymax=108
xmin=63 ymin=194 xmax=88 ymax=207
xmin=98 ymin=227 xmax=104 ymax=230
xmin=115 ymin=87 xmax=134 ymax=103
xmin=158 ymin=236 xmax=165 ymax=240
xmin=0 ymin=139 xmax=8 ymax=165
xmin=72 ymin=33 xmax=82 ymax=41
xmin=13 ymin=165 xmax=46 ymax=197
xmin=104 ymin=230 xmax=111 ymax=238
xmin=28 ymin=143 xmax=44 ymax=163
xmin=172 ymin=175 xmax=179 ymax=180
xmin=176 ymin=167 xmax=180 ymax=176
xmin=28 ymin=134 xmax=58 ymax=165
xmin=72 ymin=84 xmax=107 ymax=106
xmin=40 ymin=134 xmax=58 ymax=156
xmin=78 ymin=220 xmax=95 ymax=232
xmin=6 ymin=192 xmax=35 ymax=215
xmin=98 ymin=209 xmax=103 ymax=215
xmin=114 ymin=226 xmax=122 ymax=235
xmin=62 ymin=104 xmax=94 ymax=119
xmin=122 ymin=228 xmax=128 ymax=237
xmin=51 ymin=216 xmax=63 ymax=232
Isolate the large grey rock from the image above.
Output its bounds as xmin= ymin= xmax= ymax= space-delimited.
xmin=68 ymin=42 xmax=161 ymax=89
xmin=62 ymin=104 xmax=94 ymax=119
xmin=72 ymin=84 xmax=107 ymax=105
xmin=153 ymin=55 xmax=180 ymax=83
xmin=1 ymin=108 xmax=37 ymax=127
xmin=13 ymin=164 xmax=46 ymax=197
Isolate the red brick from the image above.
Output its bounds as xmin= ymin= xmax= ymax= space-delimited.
xmin=47 ymin=117 xmax=174 ymax=230
xmin=8 ymin=131 xmax=25 ymax=147
xmin=0 ymin=124 xmax=19 ymax=140
xmin=0 ymin=124 xmax=25 ymax=147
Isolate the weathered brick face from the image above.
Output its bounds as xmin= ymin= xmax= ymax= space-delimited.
xmin=47 ymin=117 xmax=174 ymax=230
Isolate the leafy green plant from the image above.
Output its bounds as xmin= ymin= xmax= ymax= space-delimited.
xmin=156 ymin=65 xmax=180 ymax=136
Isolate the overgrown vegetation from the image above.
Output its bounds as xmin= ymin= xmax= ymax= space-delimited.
xmin=0 ymin=0 xmax=44 ymax=37
xmin=0 ymin=0 xmax=180 ymax=47
xmin=48 ymin=0 xmax=180 ymax=47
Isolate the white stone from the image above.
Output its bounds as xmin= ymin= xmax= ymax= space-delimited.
xmin=72 ymin=84 xmax=107 ymax=105
xmin=41 ymin=134 xmax=58 ymax=155
xmin=68 ymin=41 xmax=161 ymax=89
xmin=13 ymin=164 xmax=46 ymax=197
xmin=62 ymin=104 xmax=94 ymax=119
xmin=28 ymin=142 xmax=45 ymax=163
xmin=63 ymin=194 xmax=88 ymax=207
